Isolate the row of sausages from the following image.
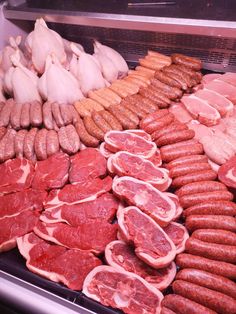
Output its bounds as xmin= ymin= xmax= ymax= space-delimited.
xmin=139 ymin=110 xmax=236 ymax=314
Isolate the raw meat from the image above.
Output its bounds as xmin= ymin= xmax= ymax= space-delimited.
xmin=117 ymin=206 xmax=176 ymax=268
xmin=187 ymin=121 xmax=213 ymax=141
xmin=163 ymin=222 xmax=189 ymax=254
xmin=32 ymin=152 xmax=70 ymax=190
xmin=124 ymin=129 xmax=152 ymax=141
xmin=83 ymin=265 xmax=163 ymax=314
xmin=17 ymin=233 xmax=101 ymax=290
xmin=69 ymin=148 xmax=107 ymax=184
xmin=204 ymin=79 xmax=236 ymax=104
xmin=218 ymin=155 xmax=236 ymax=189
xmin=169 ymin=103 xmax=192 ymax=123
xmin=219 ymin=72 xmax=236 ymax=87
xmin=0 ymin=158 xmax=35 ymax=195
xmin=148 ymin=150 xmax=162 ymax=167
xmin=164 ymin=193 xmax=183 ymax=221
xmin=105 ymin=240 xmax=176 ymax=290
xmin=104 ymin=130 xmax=157 ymax=159
xmin=34 ymin=221 xmax=117 ymax=254
xmin=112 ymin=176 xmax=176 ymax=226
xmin=202 ymin=73 xmax=222 ymax=84
xmin=99 ymin=142 xmax=114 ymax=159
xmin=0 ymin=189 xmax=47 ymax=219
xmin=109 ymin=151 xmax=170 ymax=191
xmin=40 ymin=193 xmax=118 ymax=226
xmin=0 ymin=210 xmax=39 ymax=252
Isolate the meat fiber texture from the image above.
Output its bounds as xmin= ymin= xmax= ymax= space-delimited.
xmin=218 ymin=155 xmax=236 ymax=189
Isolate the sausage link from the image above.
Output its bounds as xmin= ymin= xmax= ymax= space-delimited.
xmin=51 ymin=102 xmax=64 ymax=127
xmin=1 ymin=129 xmax=16 ymax=161
xmin=0 ymin=99 xmax=14 ymax=127
xmin=151 ymin=122 xmax=187 ymax=141
xmin=154 ymin=71 xmax=182 ymax=89
xmin=43 ymin=101 xmax=54 ymax=130
xmin=162 ymin=68 xmax=188 ymax=90
xmin=0 ymin=102 xmax=5 ymax=112
xmin=171 ymin=53 xmax=202 ymax=70
xmin=46 ymin=130 xmax=59 ymax=157
xmin=162 ymin=294 xmax=216 ymax=314
xmin=52 ymin=119 xmax=59 ymax=131
xmin=192 ymin=229 xmax=236 ymax=246
xmin=99 ymin=110 xmax=123 ymax=131
xmin=165 ymin=154 xmax=208 ymax=170
xmin=116 ymin=104 xmax=139 ymax=126
xmin=184 ymin=201 xmax=236 ymax=217
xmin=91 ymin=111 xmax=113 ymax=133
xmin=20 ymin=102 xmax=31 ymax=128
xmin=174 ymin=64 xmax=202 ymax=83
xmin=139 ymin=87 xmax=168 ymax=108
xmin=140 ymin=109 xmax=167 ymax=129
xmin=34 ymin=128 xmax=48 ymax=160
xmin=169 ymin=162 xmax=211 ymax=178
xmin=74 ymin=117 xmax=99 ymax=147
xmin=30 ymin=101 xmax=43 ymax=127
xmin=156 ymin=129 xmax=195 ymax=146
xmin=70 ymin=105 xmax=79 ymax=124
xmin=83 ymin=116 xmax=105 ymax=141
xmin=172 ymin=170 xmax=217 ymax=188
xmin=185 ymin=215 xmax=236 ymax=232
xmin=148 ymin=86 xmax=172 ymax=105
xmin=58 ymin=125 xmax=80 ymax=154
xmin=139 ymin=96 xmax=159 ymax=113
xmin=59 ymin=103 xmax=73 ymax=125
xmin=150 ymin=78 xmax=182 ymax=99
xmin=161 ymin=307 xmax=177 ymax=314
xmin=176 ymin=181 xmax=227 ymax=197
xmin=0 ymin=127 xmax=7 ymax=141
xmin=167 ymin=64 xmax=195 ymax=88
xmin=23 ymin=128 xmax=38 ymax=162
xmin=120 ymin=99 xmax=147 ymax=119
xmin=15 ymin=129 xmax=28 ymax=158
xmin=107 ymin=105 xmax=137 ymax=130
xmin=143 ymin=113 xmax=174 ymax=134
xmin=10 ymin=102 xmax=22 ymax=130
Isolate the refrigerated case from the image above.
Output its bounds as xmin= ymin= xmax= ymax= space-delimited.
xmin=1 ymin=1 xmax=236 ymax=313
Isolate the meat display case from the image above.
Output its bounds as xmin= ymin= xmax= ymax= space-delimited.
xmin=0 ymin=1 xmax=236 ymax=313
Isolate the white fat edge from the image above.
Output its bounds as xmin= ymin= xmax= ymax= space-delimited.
xmin=0 ymin=238 xmax=16 ymax=253
xmin=17 ymin=234 xmax=35 ymax=260
xmin=104 ymin=240 xmax=128 ymax=271
xmin=165 ymin=222 xmax=189 ymax=255
xmin=113 ymin=292 xmax=130 ymax=308
xmin=0 ymin=207 xmax=29 ymax=220
xmin=16 ymin=160 xmax=31 ymax=184
xmin=225 ymin=168 xmax=236 ymax=183
xmin=202 ymin=88 xmax=234 ymax=110
xmin=146 ymin=262 xmax=176 ymax=291
xmin=116 ymin=206 xmax=130 ymax=241
xmin=137 ymin=248 xmax=175 ymax=270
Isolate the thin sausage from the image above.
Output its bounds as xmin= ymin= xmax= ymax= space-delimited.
xmin=74 ymin=117 xmax=99 ymax=147
xmin=192 ymin=229 xmax=236 ymax=246
xmin=167 ymin=65 xmax=195 ymax=88
xmin=91 ymin=111 xmax=113 ymax=133
xmin=175 ymin=64 xmax=202 ymax=83
xmin=140 ymin=109 xmax=167 ymax=129
xmin=70 ymin=105 xmax=79 ymax=124
xmin=46 ymin=130 xmax=59 ymax=157
xmin=121 ymin=99 xmax=147 ymax=119
xmin=172 ymin=53 xmax=202 ymax=70
xmin=23 ymin=128 xmax=38 ymax=162
xmin=184 ymin=201 xmax=236 ymax=217
xmin=161 ymin=307 xmax=177 ymax=314
xmin=116 ymin=104 xmax=139 ymax=126
xmin=59 ymin=103 xmax=73 ymax=125
xmin=143 ymin=113 xmax=175 ymax=134
xmin=148 ymin=86 xmax=172 ymax=105
xmin=0 ymin=99 xmax=14 ymax=127
xmin=10 ymin=102 xmax=22 ymax=129
xmin=165 ymin=154 xmax=208 ymax=170
xmin=185 ymin=215 xmax=236 ymax=232
xmin=20 ymin=102 xmax=31 ymax=128
xmin=172 ymin=170 xmax=217 ymax=188
xmin=154 ymin=71 xmax=182 ymax=89
xmin=176 ymin=181 xmax=227 ymax=197
xmin=43 ymin=101 xmax=54 ymax=130
xmin=15 ymin=129 xmax=28 ymax=158
xmin=58 ymin=125 xmax=80 ymax=154
xmin=51 ymin=102 xmax=64 ymax=127
xmin=150 ymin=78 xmax=182 ymax=99
xmin=34 ymin=128 xmax=48 ymax=160
xmin=99 ymin=110 xmax=123 ymax=131
xmin=156 ymin=129 xmax=195 ymax=146
xmin=162 ymin=68 xmax=188 ymax=90
xmin=83 ymin=116 xmax=105 ymax=141
xmin=107 ymin=105 xmax=136 ymax=130
xmin=30 ymin=101 xmax=43 ymax=127
xmin=151 ymin=122 xmax=187 ymax=141
xmin=0 ymin=127 xmax=7 ymax=141
xmin=139 ymin=96 xmax=159 ymax=113
xmin=1 ymin=129 xmax=16 ymax=161
xmin=169 ymin=162 xmax=211 ymax=178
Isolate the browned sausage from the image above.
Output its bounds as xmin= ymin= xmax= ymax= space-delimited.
xmin=139 ymin=87 xmax=168 ymax=107
xmin=10 ymin=102 xmax=22 ymax=130
xmin=143 ymin=113 xmax=175 ymax=134
xmin=192 ymin=229 xmax=236 ymax=246
xmin=148 ymin=86 xmax=172 ymax=106
xmin=154 ymin=71 xmax=182 ymax=89
xmin=59 ymin=103 xmax=73 ymax=125
xmin=43 ymin=101 xmax=54 ymax=130
xmin=34 ymin=128 xmax=48 ymax=160
xmin=175 ymin=64 xmax=202 ymax=83
xmin=152 ymin=121 xmax=187 ymax=141
xmin=172 ymin=170 xmax=217 ymax=188
xmin=165 ymin=154 xmax=208 ymax=170
xmin=23 ymin=127 xmax=38 ymax=161
xmin=0 ymin=99 xmax=14 ymax=127
xmin=116 ymin=104 xmax=139 ymax=126
xmin=0 ymin=127 xmax=7 ymax=141
xmin=30 ymin=101 xmax=43 ymax=127
xmin=138 ymin=96 xmax=159 ymax=113
xmin=167 ymin=64 xmax=196 ymax=88
xmin=176 ymin=181 xmax=227 ymax=197
xmin=162 ymin=68 xmax=188 ymax=90
xmin=150 ymin=78 xmax=183 ymax=99
xmin=0 ymin=129 xmax=16 ymax=161
xmin=140 ymin=109 xmax=168 ymax=129
xmin=74 ymin=117 xmax=99 ymax=147
xmin=156 ymin=129 xmax=195 ymax=146
xmin=83 ymin=116 xmax=105 ymax=141
xmin=162 ymin=294 xmax=216 ymax=314
xmin=107 ymin=105 xmax=136 ymax=130
xmin=46 ymin=130 xmax=59 ymax=157
xmin=20 ymin=102 xmax=31 ymax=128
xmin=58 ymin=125 xmax=80 ymax=154
xmin=172 ymin=53 xmax=202 ymax=70
xmin=51 ymin=102 xmax=64 ymax=127
xmin=15 ymin=129 xmax=28 ymax=158
xmin=185 ymin=215 xmax=236 ymax=232
xmin=184 ymin=201 xmax=236 ymax=217
xmin=161 ymin=307 xmax=177 ymax=314
xmin=99 ymin=110 xmax=123 ymax=131
xmin=176 ymin=268 xmax=236 ymax=299
xmin=91 ymin=111 xmax=113 ymax=133
xmin=121 ymin=99 xmax=147 ymax=119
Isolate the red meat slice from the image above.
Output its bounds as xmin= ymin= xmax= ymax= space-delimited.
xmin=218 ymin=155 xmax=236 ymax=188
xmin=104 ymin=130 xmax=157 ymax=159
xmin=147 ymin=149 xmax=162 ymax=167
xmin=112 ymin=176 xmax=176 ymax=226
xmin=32 ymin=152 xmax=70 ymax=190
xmin=205 ymin=79 xmax=236 ymax=104
xmin=218 ymin=72 xmax=236 ymax=88
xmin=105 ymin=240 xmax=176 ymax=290
xmin=17 ymin=233 xmax=101 ymax=290
xmin=0 ymin=158 xmax=35 ymax=195
xmin=109 ymin=151 xmax=170 ymax=191
xmin=0 ymin=211 xmax=39 ymax=252
xmin=164 ymin=192 xmax=183 ymax=221
xmin=83 ymin=265 xmax=163 ymax=314
xmin=69 ymin=148 xmax=107 ymax=184
xmin=34 ymin=221 xmax=117 ymax=254
xmin=0 ymin=188 xmax=47 ymax=219
xmin=124 ymin=129 xmax=152 ymax=141
xmin=163 ymin=222 xmax=189 ymax=254
xmin=117 ymin=206 xmax=176 ymax=268
xmin=40 ymin=193 xmax=118 ymax=226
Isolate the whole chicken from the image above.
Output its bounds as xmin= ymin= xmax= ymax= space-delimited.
xmin=38 ymin=54 xmax=83 ymax=104
xmin=62 ymin=38 xmax=84 ymax=69
xmin=93 ymin=47 xmax=118 ymax=83
xmin=70 ymin=43 xmax=107 ymax=96
xmin=0 ymin=75 xmax=6 ymax=102
xmin=25 ymin=18 xmax=66 ymax=74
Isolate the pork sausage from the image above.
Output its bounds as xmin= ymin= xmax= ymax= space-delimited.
xmin=51 ymin=102 xmax=64 ymax=127
xmin=138 ymin=96 xmax=159 ymax=113
xmin=183 ymin=201 xmax=236 ymax=217
xmin=139 ymin=87 xmax=168 ymax=107
xmin=116 ymin=104 xmax=139 ymax=126
xmin=58 ymin=125 xmax=80 ymax=154
xmin=121 ymin=99 xmax=147 ymax=119
xmin=175 ymin=64 xmax=203 ymax=83
xmin=169 ymin=162 xmax=211 ymax=178
xmin=46 ymin=130 xmax=59 ymax=157
xmin=172 ymin=170 xmax=217 ymax=188
xmin=140 ymin=109 xmax=167 ymax=129
xmin=172 ymin=280 xmax=236 ymax=314
xmin=107 ymin=105 xmax=137 ymax=130
xmin=30 ymin=101 xmax=43 ymax=127
xmin=143 ymin=113 xmax=175 ymax=134
xmin=99 ymin=110 xmax=123 ymax=131
xmin=43 ymin=101 xmax=54 ymax=130
xmin=0 ymin=99 xmax=14 ymax=127
xmin=34 ymin=128 xmax=48 ymax=160
xmin=162 ymin=68 xmax=188 ymax=90
xmin=150 ymin=78 xmax=182 ymax=99
xmin=151 ymin=122 xmax=187 ymax=141
xmin=154 ymin=71 xmax=182 ymax=89
xmin=161 ymin=307 xmax=177 ymax=314
xmin=165 ymin=154 xmax=208 ymax=170
xmin=176 ymin=253 xmax=236 ymax=280
xmin=91 ymin=111 xmax=113 ymax=133
xmin=10 ymin=102 xmax=22 ymax=130
xmin=23 ymin=127 xmax=38 ymax=162
xmin=15 ymin=129 xmax=28 ymax=158
xmin=192 ymin=229 xmax=236 ymax=246
xmin=74 ymin=117 xmax=99 ymax=147
xmin=176 ymin=181 xmax=227 ymax=197
xmin=148 ymin=86 xmax=172 ymax=106
xmin=0 ymin=127 xmax=7 ymax=141
xmin=156 ymin=129 xmax=195 ymax=146
xmin=70 ymin=105 xmax=79 ymax=124
xmin=167 ymin=64 xmax=195 ymax=88
xmin=59 ymin=103 xmax=73 ymax=125
xmin=1 ymin=129 xmax=16 ymax=161
xmin=185 ymin=215 xmax=236 ymax=232
xmin=83 ymin=116 xmax=105 ymax=141
xmin=171 ymin=53 xmax=202 ymax=70
xmin=20 ymin=102 xmax=31 ymax=128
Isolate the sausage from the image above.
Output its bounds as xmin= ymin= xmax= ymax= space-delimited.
xmin=156 ymin=129 xmax=195 ymax=146
xmin=51 ymin=102 xmax=64 ymax=127
xmin=175 ymin=64 xmax=203 ymax=83
xmin=176 ymin=181 xmax=227 ymax=197
xmin=99 ymin=110 xmax=123 ymax=131
xmin=150 ymin=78 xmax=182 ymax=99
xmin=192 ymin=229 xmax=236 ymax=246
xmin=143 ymin=113 xmax=175 ymax=134
xmin=83 ymin=116 xmax=105 ymax=141
xmin=171 ymin=53 xmax=202 ymax=70
xmin=135 ymin=66 xmax=155 ymax=77
xmin=30 ymin=101 xmax=43 ymax=127
xmin=107 ymin=105 xmax=137 ymax=130
xmin=121 ymin=99 xmax=147 ymax=119
xmin=139 ymin=58 xmax=163 ymax=71
xmin=140 ymin=109 xmax=167 ymax=129
xmin=139 ymin=87 xmax=168 ymax=108
xmin=109 ymin=83 xmax=129 ymax=98
xmin=161 ymin=307 xmax=177 ymax=314
xmin=58 ymin=125 xmax=80 ymax=154
xmin=0 ymin=99 xmax=14 ymax=127
xmin=154 ymin=71 xmax=182 ymax=89
xmin=148 ymin=86 xmax=172 ymax=105
xmin=165 ymin=154 xmax=208 ymax=170
xmin=176 ymin=268 xmax=236 ymax=299
xmin=10 ymin=102 xmax=22 ymax=130
xmin=91 ymin=111 xmax=113 ymax=133
xmin=125 ymin=76 xmax=148 ymax=88
xmin=184 ymin=201 xmax=236 ymax=218
xmin=59 ymin=103 xmax=73 ymax=125
xmin=176 ymin=253 xmax=236 ymax=280
xmin=152 ymin=121 xmax=187 ymax=141
xmin=42 ymin=101 xmax=54 ymax=130
xmin=74 ymin=117 xmax=99 ymax=147
xmin=162 ymin=294 xmax=216 ymax=314
xmin=172 ymin=170 xmax=217 ymax=188
xmin=137 ymin=96 xmax=158 ymax=113
xmin=169 ymin=162 xmax=211 ymax=178
xmin=23 ymin=128 xmax=38 ymax=161
xmin=185 ymin=215 xmax=236 ymax=232
xmin=52 ymin=119 xmax=59 ymax=131
xmin=172 ymin=280 xmax=236 ymax=314
xmin=116 ymin=104 xmax=139 ymax=126
xmin=46 ymin=130 xmax=60 ymax=157
xmin=0 ymin=127 xmax=7 ymax=141
xmin=185 ymin=237 xmax=236 ymax=263
xmin=179 ymin=190 xmax=234 ymax=208
xmin=20 ymin=102 xmax=31 ymax=128
xmin=0 ymin=129 xmax=16 ymax=161
xmin=88 ymin=91 xmax=111 ymax=109
xmin=162 ymin=68 xmax=188 ymax=90
xmin=167 ymin=65 xmax=196 ymax=88
xmin=15 ymin=129 xmax=28 ymax=158
xmin=70 ymin=105 xmax=79 ymax=124
xmin=0 ymin=102 xmax=5 ymax=112
xmin=34 ymin=128 xmax=48 ymax=160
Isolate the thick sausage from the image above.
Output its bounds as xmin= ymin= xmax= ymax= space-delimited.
xmin=156 ymin=129 xmax=195 ymax=146
xmin=167 ymin=65 xmax=195 ymax=88
xmin=20 ymin=102 xmax=31 ymax=128
xmin=52 ymin=119 xmax=59 ymax=131
xmin=165 ymin=154 xmax=208 ymax=170
xmin=83 ymin=116 xmax=105 ymax=141
xmin=161 ymin=307 xmax=177 ymax=314
xmin=175 ymin=64 xmax=202 ymax=83
xmin=185 ymin=215 xmax=236 ymax=232
xmin=179 ymin=190 xmax=234 ymax=208
xmin=148 ymin=86 xmax=172 ymax=105
xmin=162 ymin=68 xmax=188 ymax=90
xmin=34 ymin=128 xmax=48 ymax=160
xmin=70 ymin=105 xmax=79 ymax=124
xmin=0 ymin=99 xmax=14 ymax=127
xmin=23 ymin=128 xmax=38 ymax=162
xmin=140 ymin=109 xmax=167 ymax=129
xmin=172 ymin=170 xmax=217 ymax=188
xmin=0 ymin=129 xmax=16 ymax=161
xmin=121 ymin=99 xmax=147 ymax=119
xmin=139 ymin=96 xmax=159 ymax=113
xmin=172 ymin=280 xmax=236 ymax=314
xmin=154 ymin=71 xmax=182 ymax=89
xmin=10 ymin=102 xmax=22 ymax=130
xmin=139 ymin=87 xmax=168 ymax=108
xmin=143 ymin=113 xmax=175 ymax=134
xmin=116 ymin=104 xmax=139 ymax=126
xmin=0 ymin=126 xmax=7 ymax=141
xmin=51 ymin=102 xmax=64 ymax=127
xmin=107 ymin=105 xmax=136 ymax=130
xmin=91 ymin=111 xmax=113 ymax=133
xmin=42 ymin=101 xmax=54 ymax=130
xmin=176 ymin=181 xmax=227 ymax=197
xmin=176 ymin=253 xmax=236 ymax=280
xmin=185 ymin=237 xmax=236 ymax=263
xmin=150 ymin=78 xmax=182 ymax=99
xmin=74 ymin=117 xmax=99 ymax=147
xmin=30 ymin=101 xmax=43 ymax=127
xmin=58 ymin=125 xmax=80 ymax=154
xmin=169 ymin=162 xmax=211 ymax=178
xmin=46 ymin=130 xmax=59 ymax=157
xmin=176 ymin=268 xmax=236 ymax=299
xmin=162 ymin=294 xmax=216 ymax=314
xmin=151 ymin=122 xmax=187 ymax=141
xmin=59 ymin=103 xmax=73 ymax=125
xmin=192 ymin=229 xmax=236 ymax=246
xmin=171 ymin=53 xmax=202 ymax=70
xmin=15 ymin=129 xmax=28 ymax=158
xmin=99 ymin=110 xmax=123 ymax=131
xmin=0 ymin=102 xmax=5 ymax=112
